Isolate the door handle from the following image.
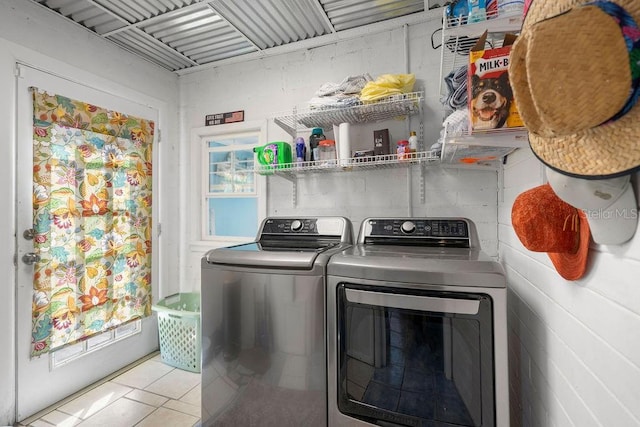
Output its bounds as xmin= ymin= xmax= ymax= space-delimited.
xmin=23 ymin=229 xmax=35 ymax=240
xmin=22 ymin=252 xmax=41 ymax=265
xmin=344 ymin=288 xmax=480 ymax=315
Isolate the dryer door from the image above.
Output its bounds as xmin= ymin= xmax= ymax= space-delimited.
xmin=335 ymin=283 xmax=495 ymax=427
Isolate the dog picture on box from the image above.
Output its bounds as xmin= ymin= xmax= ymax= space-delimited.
xmin=470 ymin=71 xmax=512 ymax=130
xmin=468 ymin=32 xmax=523 ymax=132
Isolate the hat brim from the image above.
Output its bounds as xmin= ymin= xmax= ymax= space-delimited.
xmin=578 ymin=179 xmax=637 ymax=245
xmin=546 ymin=166 xmax=638 ymax=244
xmin=514 ymin=0 xmax=640 ymax=178
xmin=529 ymin=109 xmax=640 ymax=178
xmin=547 ymin=210 xmax=590 ymax=280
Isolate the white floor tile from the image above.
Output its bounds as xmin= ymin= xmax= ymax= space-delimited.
xmin=163 ymin=399 xmax=201 ymax=418
xmin=25 ymin=354 xmax=202 ymax=427
xmin=40 ymin=410 xmax=82 ymax=427
xmin=76 ymin=398 xmax=155 ymax=427
xmin=144 ymin=369 xmax=200 ymax=400
xmin=201 ymin=376 xmax=236 ymax=421
xmin=57 ymin=382 xmax=133 ymax=420
xmin=179 ymin=384 xmax=200 ymax=407
xmin=125 ymin=389 xmax=169 ymax=408
xmin=110 ymin=359 xmax=174 ymax=389
xmin=136 ymin=407 xmax=199 ymax=427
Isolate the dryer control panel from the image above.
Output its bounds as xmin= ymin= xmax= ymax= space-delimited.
xmin=360 ymin=218 xmax=477 ymax=248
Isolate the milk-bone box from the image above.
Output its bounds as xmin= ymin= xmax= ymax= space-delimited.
xmin=468 ymin=31 xmax=523 ymax=133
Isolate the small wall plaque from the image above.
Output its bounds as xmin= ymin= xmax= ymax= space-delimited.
xmin=205 ymin=110 xmax=244 ymax=126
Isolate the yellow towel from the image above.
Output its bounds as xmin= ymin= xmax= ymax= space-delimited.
xmin=360 ymin=74 xmax=416 ymax=102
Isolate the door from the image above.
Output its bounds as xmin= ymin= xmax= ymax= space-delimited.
xmin=15 ymin=64 xmax=160 ymax=420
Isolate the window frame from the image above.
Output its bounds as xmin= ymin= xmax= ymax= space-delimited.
xmin=190 ymin=120 xmax=267 ymax=244
xmin=203 ymin=132 xmax=258 ymax=197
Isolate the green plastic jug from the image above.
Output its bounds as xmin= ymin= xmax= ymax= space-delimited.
xmin=254 ymin=142 xmax=292 ymax=174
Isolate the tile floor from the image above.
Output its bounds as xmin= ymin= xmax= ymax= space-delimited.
xmin=17 ymin=353 xmax=200 ymax=427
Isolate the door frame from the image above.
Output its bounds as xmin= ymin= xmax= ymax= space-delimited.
xmin=13 ymin=63 xmax=162 ymax=421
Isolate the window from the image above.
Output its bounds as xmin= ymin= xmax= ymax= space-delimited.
xmin=51 ymin=321 xmax=141 ymax=369
xmin=192 ymin=121 xmax=267 ymax=242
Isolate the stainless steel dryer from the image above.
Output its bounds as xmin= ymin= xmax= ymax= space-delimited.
xmin=201 ymin=216 xmax=353 ymax=426
xmin=327 ymin=218 xmax=508 ymax=427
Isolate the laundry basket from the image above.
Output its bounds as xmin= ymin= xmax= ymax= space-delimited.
xmin=152 ymin=292 xmax=201 ymax=373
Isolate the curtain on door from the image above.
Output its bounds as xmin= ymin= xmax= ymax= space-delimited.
xmin=30 ymin=89 xmax=154 ymax=357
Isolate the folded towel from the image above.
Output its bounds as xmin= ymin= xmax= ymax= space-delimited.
xmin=308 ymin=94 xmax=361 ymax=109
xmin=440 ymin=65 xmax=468 ymax=110
xmin=443 ymin=109 xmax=470 ymax=136
xmin=315 ymin=74 xmax=373 ymax=97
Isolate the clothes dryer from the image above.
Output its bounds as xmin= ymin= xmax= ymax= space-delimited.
xmin=327 ymin=218 xmax=508 ymax=427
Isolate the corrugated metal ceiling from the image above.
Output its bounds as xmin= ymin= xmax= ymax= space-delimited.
xmin=29 ymin=0 xmax=429 ymax=73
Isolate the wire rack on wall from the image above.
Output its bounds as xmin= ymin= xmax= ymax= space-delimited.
xmin=256 ymin=150 xmax=439 ymax=181
xmin=273 ymin=91 xmax=424 ymax=137
xmin=438 ymin=9 xmax=523 ymax=101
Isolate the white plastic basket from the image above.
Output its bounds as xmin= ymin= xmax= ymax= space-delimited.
xmin=152 ymin=293 xmax=201 ymax=373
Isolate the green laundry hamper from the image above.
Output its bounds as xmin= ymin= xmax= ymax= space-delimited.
xmin=152 ymin=292 xmax=201 ymax=373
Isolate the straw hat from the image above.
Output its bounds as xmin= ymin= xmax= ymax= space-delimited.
xmin=511 ymin=184 xmax=590 ymax=280
xmin=509 ymin=0 xmax=640 ymax=178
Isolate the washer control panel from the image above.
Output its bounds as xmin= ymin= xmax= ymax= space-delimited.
xmin=262 ymin=218 xmax=318 ymax=234
xmin=260 ymin=217 xmax=351 ymax=241
xmin=360 ymin=218 xmax=475 ymax=248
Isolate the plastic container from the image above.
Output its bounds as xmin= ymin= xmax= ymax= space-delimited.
xmin=497 ymin=0 xmax=524 ymax=15
xmin=295 ymin=137 xmax=306 ymax=165
xmin=309 ymin=128 xmax=326 ymax=162
xmin=254 ymin=142 xmax=292 ymax=174
xmin=468 ymin=0 xmax=487 ymax=23
xmin=338 ymin=122 xmax=351 ymax=166
xmin=397 ymin=139 xmax=409 ymax=160
xmin=319 ymin=139 xmax=337 ymax=165
xmin=152 ymin=292 xmax=201 ymax=373
xmin=408 ymin=131 xmax=418 ymax=152
xmin=486 ymin=0 xmax=498 ymax=18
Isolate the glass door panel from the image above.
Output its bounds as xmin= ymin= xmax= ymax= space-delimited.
xmin=337 ymin=284 xmax=495 ymax=427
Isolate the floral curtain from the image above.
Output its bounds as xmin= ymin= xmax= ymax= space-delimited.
xmin=31 ymin=89 xmax=154 ymax=356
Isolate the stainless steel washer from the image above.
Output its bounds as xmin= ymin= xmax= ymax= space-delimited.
xmin=327 ymin=218 xmax=508 ymax=427
xmin=201 ymin=216 xmax=353 ymax=426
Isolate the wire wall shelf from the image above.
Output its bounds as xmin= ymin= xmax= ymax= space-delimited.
xmin=443 ymin=8 xmax=523 ymax=36
xmin=273 ymin=91 xmax=424 ymax=137
xmin=256 ymin=150 xmax=439 ymax=181
xmin=438 ymin=8 xmax=523 ymax=101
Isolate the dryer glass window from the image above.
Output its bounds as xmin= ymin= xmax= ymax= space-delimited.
xmin=336 ymin=283 xmax=495 ymax=427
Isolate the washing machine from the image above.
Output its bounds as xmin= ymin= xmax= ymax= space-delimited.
xmin=201 ymin=216 xmax=353 ymax=426
xmin=327 ymin=217 xmax=508 ymax=427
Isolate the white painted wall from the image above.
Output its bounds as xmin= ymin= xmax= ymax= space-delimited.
xmin=499 ymin=148 xmax=640 ymax=426
xmin=179 ymin=10 xmax=500 ymax=292
xmin=0 ymin=1 xmax=180 ymax=424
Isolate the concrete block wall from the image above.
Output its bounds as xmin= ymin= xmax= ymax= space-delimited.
xmin=179 ymin=12 xmax=501 ymax=292
xmin=268 ymin=166 xmax=498 ymax=250
xmin=499 ymin=148 xmax=640 ymax=426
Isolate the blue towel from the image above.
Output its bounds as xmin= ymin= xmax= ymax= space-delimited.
xmin=441 ymin=65 xmax=468 ymax=110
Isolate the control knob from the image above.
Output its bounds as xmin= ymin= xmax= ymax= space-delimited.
xmin=291 ymin=219 xmax=303 ymax=232
xmin=401 ymin=221 xmax=416 ymax=234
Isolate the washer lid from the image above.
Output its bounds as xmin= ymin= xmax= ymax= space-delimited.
xmin=205 ymin=241 xmax=340 ymax=269
xmin=204 ymin=216 xmax=353 ymax=270
xmin=328 ymin=245 xmax=506 ymax=288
